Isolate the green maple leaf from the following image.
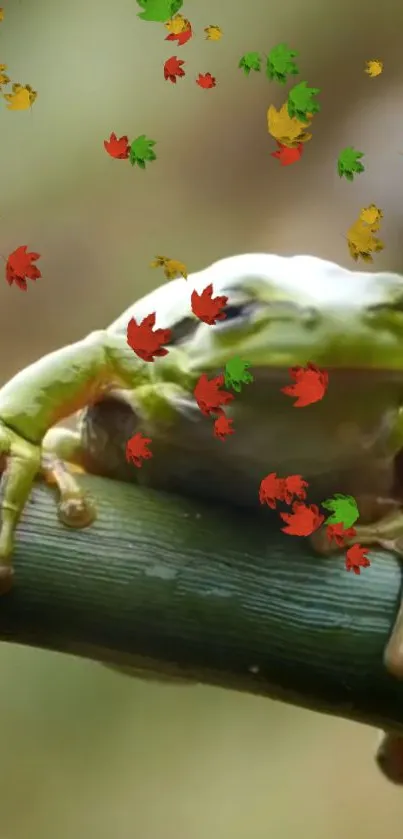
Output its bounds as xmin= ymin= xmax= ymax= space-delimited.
xmin=321 ymin=494 xmax=359 ymax=528
xmin=129 ymin=135 xmax=157 ymax=168
xmin=238 ymin=52 xmax=262 ymax=75
xmin=137 ymin=0 xmax=181 ymax=22
xmin=287 ymin=81 xmax=321 ymax=123
xmin=337 ymin=147 xmax=365 ymax=181
xmin=266 ymin=43 xmax=299 ymax=84
xmin=224 ymin=356 xmax=254 ymax=393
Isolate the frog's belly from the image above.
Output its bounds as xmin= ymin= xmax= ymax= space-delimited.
xmin=143 ymin=413 xmax=394 ymax=508
xmin=82 ymin=378 xmax=400 ymax=509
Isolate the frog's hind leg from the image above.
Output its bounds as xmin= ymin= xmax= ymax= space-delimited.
xmin=0 ymin=423 xmax=41 ymax=585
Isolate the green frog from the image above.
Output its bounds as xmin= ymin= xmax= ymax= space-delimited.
xmin=1 ymin=252 xmax=403 ymax=780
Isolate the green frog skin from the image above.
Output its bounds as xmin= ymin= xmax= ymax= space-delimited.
xmin=2 ymin=253 xmax=403 ymax=782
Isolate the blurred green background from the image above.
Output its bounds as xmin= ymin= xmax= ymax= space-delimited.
xmin=2 ymin=0 xmax=403 ymax=836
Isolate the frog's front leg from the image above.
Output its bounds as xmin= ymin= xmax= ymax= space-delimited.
xmin=40 ymin=453 xmax=96 ymax=529
xmin=0 ymin=422 xmax=41 ymax=586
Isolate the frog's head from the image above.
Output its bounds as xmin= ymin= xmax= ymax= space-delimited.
xmin=180 ymin=254 xmax=403 ymax=374
xmin=113 ymin=254 xmax=403 ymax=376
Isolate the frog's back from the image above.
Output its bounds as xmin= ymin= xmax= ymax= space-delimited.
xmin=108 ymin=254 xmax=403 ymax=335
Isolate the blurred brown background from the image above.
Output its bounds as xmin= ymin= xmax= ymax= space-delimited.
xmin=1 ymin=0 xmax=403 ymax=836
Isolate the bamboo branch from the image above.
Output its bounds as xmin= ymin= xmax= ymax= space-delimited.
xmin=1 ymin=473 xmax=403 ymax=733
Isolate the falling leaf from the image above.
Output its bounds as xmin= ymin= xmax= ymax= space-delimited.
xmin=271 ymin=141 xmax=303 ymax=165
xmin=282 ymin=475 xmax=309 ymax=504
xmin=6 ymin=245 xmax=41 ymax=291
xmin=337 ymin=147 xmax=365 ymax=181
xmin=4 ymin=83 xmax=37 ymax=110
xmin=359 ymin=203 xmax=383 ymax=230
xmin=326 ymin=522 xmax=357 ymax=548
xmin=126 ymin=433 xmax=153 ymax=467
xmin=0 ymin=9 xmax=4 ymax=21
xmin=150 ymin=256 xmax=187 ymax=279
xmin=214 ymin=415 xmax=234 ymax=440
xmin=365 ymin=59 xmax=383 ymax=78
xmin=129 ymin=135 xmax=157 ymax=169
xmin=194 ymin=374 xmax=234 ymax=417
xmin=196 ymin=72 xmax=216 ymax=89
xmin=345 ymin=544 xmax=371 ymax=574
xmin=280 ymin=502 xmax=324 ymax=536
xmin=0 ymin=64 xmax=10 ymax=86
xmin=165 ymin=20 xmax=192 ymax=45
xmin=266 ymin=43 xmax=299 ymax=84
xmin=238 ymin=52 xmax=261 ymax=75
xmin=137 ymin=0 xmax=182 ymax=22
xmin=191 ymin=284 xmax=227 ymax=324
xmin=224 ymin=356 xmax=254 ymax=392
xmin=321 ymin=493 xmax=360 ymax=528
xmin=281 ymin=362 xmax=328 ymax=407
xmin=287 ymin=81 xmax=320 ymax=124
xmin=346 ymin=218 xmax=384 ymax=263
xmin=164 ymin=55 xmax=185 ymax=83
xmin=205 ymin=25 xmax=222 ymax=41
xmin=165 ymin=13 xmax=188 ymax=34
xmin=126 ymin=312 xmax=171 ymax=361
xmin=259 ymin=473 xmax=286 ymax=509
xmin=267 ymin=102 xmax=312 ymax=147
xmin=104 ymin=133 xmax=129 ymax=159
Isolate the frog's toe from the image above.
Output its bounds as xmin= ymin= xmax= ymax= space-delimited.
xmin=58 ymin=495 xmax=96 ymax=529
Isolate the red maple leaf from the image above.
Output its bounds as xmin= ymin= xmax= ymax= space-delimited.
xmin=191 ymin=284 xmax=228 ymax=324
xmin=165 ymin=24 xmax=192 ymax=46
xmin=259 ymin=472 xmax=286 ymax=509
xmin=282 ymin=474 xmax=309 ymax=504
xmin=214 ymin=414 xmax=234 ymax=440
xmin=6 ymin=245 xmax=41 ymax=291
xmin=326 ymin=522 xmax=357 ymax=548
xmin=280 ymin=502 xmax=324 ymax=536
xmin=271 ymin=142 xmax=303 ymax=166
xmin=345 ymin=543 xmax=371 ymax=574
xmin=125 ymin=433 xmax=153 ymax=468
xmin=194 ymin=373 xmax=234 ymax=417
xmin=103 ymin=132 xmax=130 ymax=159
xmin=281 ymin=362 xmax=328 ymax=407
xmin=196 ymin=72 xmax=216 ymax=89
xmin=126 ymin=312 xmax=172 ymax=362
xmin=164 ymin=56 xmax=185 ymax=83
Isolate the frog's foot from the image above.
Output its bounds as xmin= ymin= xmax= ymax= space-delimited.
xmin=41 ymin=455 xmax=96 ymax=530
xmin=310 ymin=495 xmax=401 ymax=556
xmin=58 ymin=494 xmax=96 ymax=529
xmin=376 ymin=732 xmax=403 ymax=785
xmin=311 ymin=498 xmax=403 ymax=679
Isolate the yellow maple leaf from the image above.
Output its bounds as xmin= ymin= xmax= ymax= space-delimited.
xmin=164 ymin=258 xmax=188 ymax=280
xmin=347 ymin=218 xmax=384 ymax=262
xmin=267 ymin=103 xmax=312 ymax=146
xmin=359 ymin=203 xmax=383 ymax=230
xmin=0 ymin=9 xmax=4 ymax=21
xmin=165 ymin=14 xmax=188 ymax=34
xmin=204 ymin=25 xmax=222 ymax=41
xmin=150 ymin=255 xmax=169 ymax=269
xmin=4 ymin=83 xmax=37 ymax=110
xmin=150 ymin=255 xmax=187 ymax=279
xmin=0 ymin=63 xmax=9 ymax=86
xmin=365 ymin=59 xmax=383 ymax=78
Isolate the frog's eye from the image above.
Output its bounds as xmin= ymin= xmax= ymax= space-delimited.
xmin=211 ymin=301 xmax=254 ymax=329
xmin=169 ymin=316 xmax=199 ymax=345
